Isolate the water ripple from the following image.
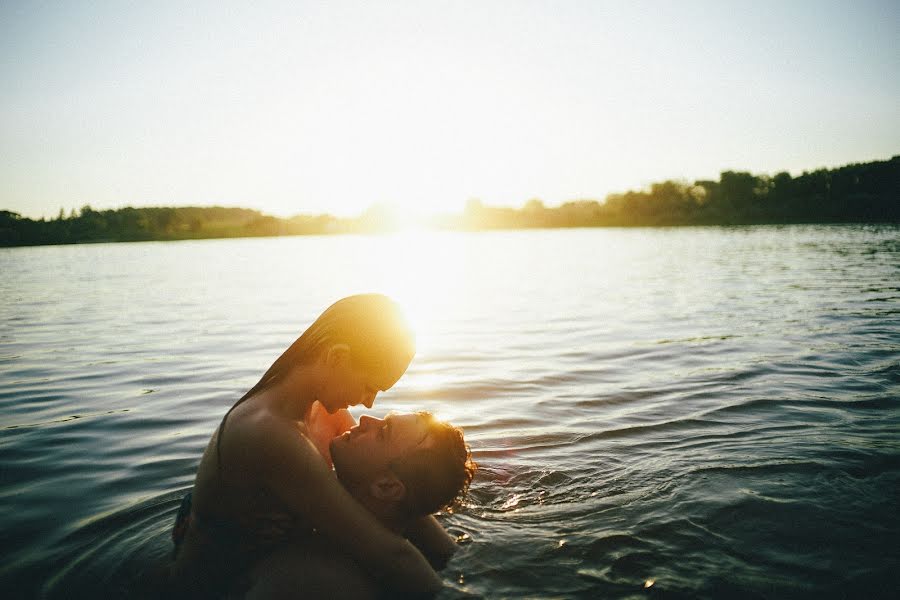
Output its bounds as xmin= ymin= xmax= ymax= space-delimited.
xmin=2 ymin=226 xmax=899 ymax=599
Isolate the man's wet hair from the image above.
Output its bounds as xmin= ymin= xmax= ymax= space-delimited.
xmin=389 ymin=412 xmax=476 ymax=516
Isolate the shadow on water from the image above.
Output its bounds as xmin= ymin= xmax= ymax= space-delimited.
xmin=35 ymin=492 xmax=185 ymax=600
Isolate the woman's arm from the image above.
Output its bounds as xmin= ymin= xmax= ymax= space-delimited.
xmin=256 ymin=417 xmax=442 ymax=596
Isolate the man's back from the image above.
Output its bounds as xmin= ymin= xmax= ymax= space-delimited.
xmin=244 ymin=539 xmax=378 ymax=600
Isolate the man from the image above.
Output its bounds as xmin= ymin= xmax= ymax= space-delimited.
xmin=240 ymin=410 xmax=476 ymax=599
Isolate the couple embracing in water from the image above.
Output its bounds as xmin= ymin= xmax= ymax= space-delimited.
xmin=169 ymin=294 xmax=477 ymax=599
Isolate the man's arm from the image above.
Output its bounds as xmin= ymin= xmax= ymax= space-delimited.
xmin=404 ymin=515 xmax=458 ymax=570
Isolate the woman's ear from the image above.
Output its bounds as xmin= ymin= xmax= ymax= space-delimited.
xmin=325 ymin=343 xmax=351 ymax=369
xmin=369 ymin=474 xmax=406 ymax=502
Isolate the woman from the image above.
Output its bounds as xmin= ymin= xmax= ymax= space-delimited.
xmin=169 ymin=294 xmax=441 ymax=597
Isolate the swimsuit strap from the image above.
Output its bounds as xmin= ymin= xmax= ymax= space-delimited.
xmin=171 ymin=491 xmax=193 ymax=557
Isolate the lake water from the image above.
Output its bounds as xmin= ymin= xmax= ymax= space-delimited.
xmin=1 ymin=225 xmax=898 ymax=599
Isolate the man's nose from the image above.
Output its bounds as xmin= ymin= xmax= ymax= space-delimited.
xmin=361 ymin=391 xmax=376 ymax=409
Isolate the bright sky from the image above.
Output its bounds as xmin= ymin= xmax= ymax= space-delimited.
xmin=1 ymin=0 xmax=898 ymax=219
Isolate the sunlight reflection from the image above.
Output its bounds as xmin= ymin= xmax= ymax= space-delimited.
xmin=402 ymin=370 xmax=456 ymax=394
xmin=372 ymin=230 xmax=469 ymax=358
xmin=501 ymin=493 xmax=522 ymax=510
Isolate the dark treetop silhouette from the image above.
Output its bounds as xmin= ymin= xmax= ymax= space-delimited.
xmin=2 ymin=155 xmax=897 ymax=247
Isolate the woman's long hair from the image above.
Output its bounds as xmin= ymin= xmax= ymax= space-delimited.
xmin=215 ymin=294 xmax=415 ymax=475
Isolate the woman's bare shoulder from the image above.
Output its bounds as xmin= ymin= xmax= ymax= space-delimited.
xmin=220 ymin=403 xmax=318 ymax=475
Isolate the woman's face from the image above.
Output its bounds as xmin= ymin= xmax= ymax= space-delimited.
xmin=316 ymin=342 xmax=413 ymax=414
xmin=318 ymin=360 xmax=381 ymax=414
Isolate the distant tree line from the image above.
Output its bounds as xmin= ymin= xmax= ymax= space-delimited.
xmin=1 ymin=156 xmax=897 ymax=247
xmin=0 ymin=206 xmax=341 ymax=246
xmin=455 ymin=155 xmax=899 ymax=229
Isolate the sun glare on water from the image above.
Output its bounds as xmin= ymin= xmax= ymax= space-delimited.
xmin=377 ymin=230 xmax=456 ymax=345
xmin=365 ymin=230 xmax=477 ymax=402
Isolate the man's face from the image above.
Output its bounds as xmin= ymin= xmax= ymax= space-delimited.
xmin=330 ymin=413 xmax=430 ymax=487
